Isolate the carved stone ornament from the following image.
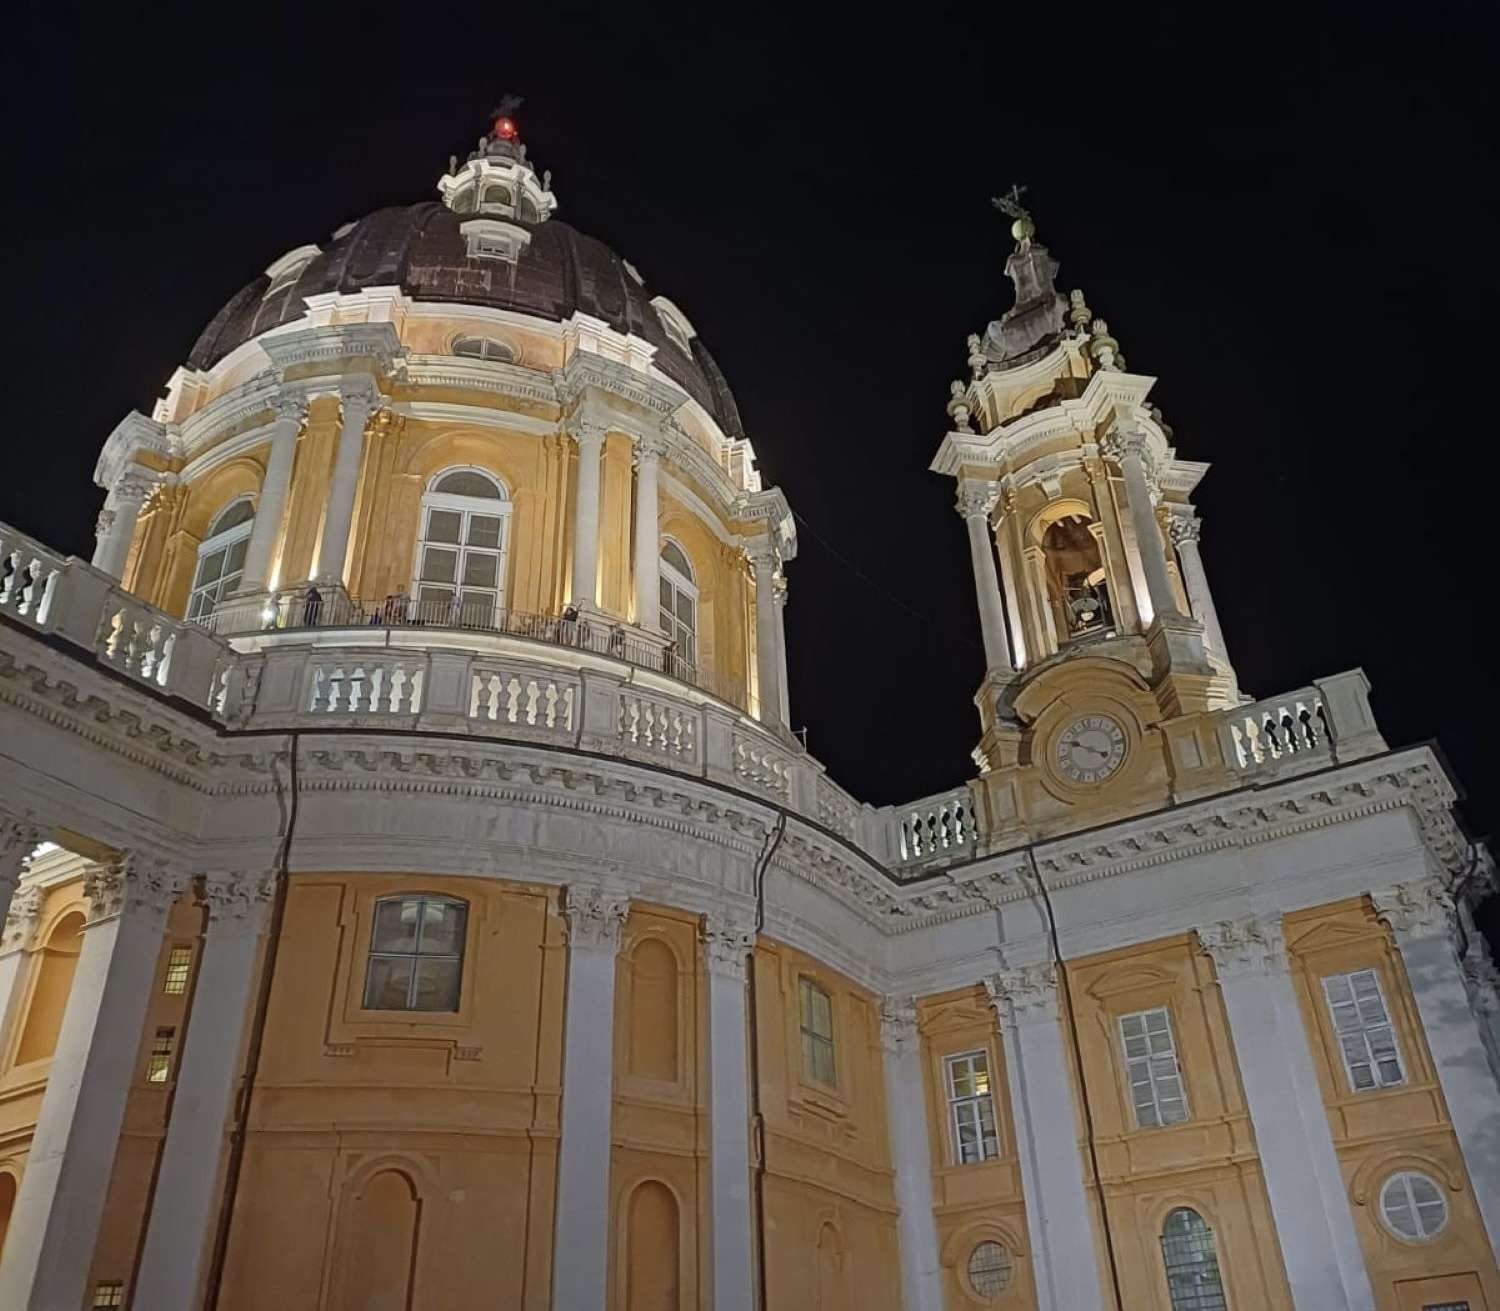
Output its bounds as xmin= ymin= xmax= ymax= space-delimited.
xmin=272 ymin=392 xmax=310 ymax=426
xmin=94 ymin=507 xmax=118 ymax=541
xmin=701 ymin=911 xmax=757 ymax=980
xmin=633 ymin=428 xmax=670 ymax=464
xmin=879 ymin=995 xmax=920 ymax=1054
xmin=564 ymin=884 xmax=629 ymax=952
xmin=112 ymin=469 xmax=160 ymax=505
xmin=1196 ymin=913 xmax=1288 ymax=979
xmin=565 ymin=413 xmax=609 ymax=449
xmin=955 ymin=482 xmax=1000 ymax=520
xmin=1372 ymin=877 xmax=1457 ymax=939
xmin=984 ymin=962 xmax=1059 ymax=1026
xmin=82 ymin=854 xmax=184 ymax=924
xmin=200 ymin=871 xmax=277 ymax=923
xmin=2 ymin=884 xmax=44 ymax=953
xmin=1 ymin=815 xmax=42 ymax=885
xmin=1168 ymin=514 xmax=1203 ymax=547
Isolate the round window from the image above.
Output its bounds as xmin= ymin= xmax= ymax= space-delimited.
xmin=966 ymin=1241 xmax=1013 ymax=1300
xmin=1378 ymin=1171 xmax=1448 ymax=1241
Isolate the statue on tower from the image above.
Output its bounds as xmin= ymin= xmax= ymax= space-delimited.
xmin=982 ymin=185 xmax=1068 ymax=364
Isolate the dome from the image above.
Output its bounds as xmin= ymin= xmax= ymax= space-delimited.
xmin=187 ymin=202 xmax=746 ymax=438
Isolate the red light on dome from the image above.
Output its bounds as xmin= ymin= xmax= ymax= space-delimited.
xmin=494 ymin=117 xmax=518 ymax=140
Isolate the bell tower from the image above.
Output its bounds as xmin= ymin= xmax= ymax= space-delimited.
xmin=934 ymin=193 xmax=1241 ymax=838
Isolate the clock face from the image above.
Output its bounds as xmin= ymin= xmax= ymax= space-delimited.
xmin=1055 ymin=715 xmax=1127 ymax=785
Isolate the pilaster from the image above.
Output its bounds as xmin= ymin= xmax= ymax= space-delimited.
xmin=880 ymin=995 xmax=945 ymax=1311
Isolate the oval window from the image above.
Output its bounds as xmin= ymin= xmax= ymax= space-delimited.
xmin=1379 ymin=1171 xmax=1448 ymax=1241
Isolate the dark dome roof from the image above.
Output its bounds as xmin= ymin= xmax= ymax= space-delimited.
xmin=188 ymin=203 xmax=745 ymax=438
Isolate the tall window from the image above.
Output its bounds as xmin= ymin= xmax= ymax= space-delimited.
xmin=145 ymin=1027 xmax=176 ymax=1083
xmin=799 ymin=977 xmax=836 ymax=1086
xmin=162 ymin=945 xmax=193 ymax=995
xmin=412 ymin=469 xmax=510 ymax=627
xmin=1160 ymin=1208 xmax=1227 ymax=1311
xmin=188 ymin=499 xmax=255 ymax=621
xmin=945 ymin=1050 xmax=1000 ymax=1164
xmin=659 ymin=539 xmax=697 ymax=670
xmin=1119 ymin=1007 xmax=1190 ymax=1128
xmin=362 ymin=895 xmax=468 ymax=1012
xmin=1322 ymin=969 xmax=1405 ymax=1092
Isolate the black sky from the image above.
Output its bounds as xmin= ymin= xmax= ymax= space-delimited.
xmin=2 ymin=3 xmax=1496 ymax=844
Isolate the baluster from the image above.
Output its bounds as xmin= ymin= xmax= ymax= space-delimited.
xmin=390 ymin=667 xmax=408 ymax=713
xmin=156 ymin=631 xmax=176 ymax=687
xmin=524 ymin=678 xmax=540 ymax=726
xmin=561 ymin=686 xmax=575 ymax=731
xmin=504 ymin=674 xmax=522 ymax=724
xmin=1315 ymin=701 xmax=1330 ymax=745
xmin=408 ymin=668 xmax=423 ymax=713
xmin=543 ymin=682 xmax=559 ymax=729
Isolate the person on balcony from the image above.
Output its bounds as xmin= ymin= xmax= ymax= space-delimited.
xmin=303 ymin=585 xmax=322 ymax=628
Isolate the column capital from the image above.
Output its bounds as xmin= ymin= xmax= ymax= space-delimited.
xmin=633 ymin=428 xmax=670 ymax=464
xmin=1167 ymin=511 xmax=1202 ymax=546
xmin=271 ymin=392 xmax=310 ymax=425
xmin=337 ymin=377 xmax=382 ymax=414
xmin=564 ymin=884 xmax=629 ymax=953
xmin=2 ymin=884 xmax=44 ymax=953
xmin=879 ymin=995 xmax=920 ymax=1054
xmin=701 ymin=910 xmax=756 ymax=981
xmin=199 ymin=871 xmax=276 ymax=924
xmin=1197 ymin=913 xmax=1288 ymax=979
xmin=744 ymin=537 xmax=779 ymax=572
xmin=566 ymin=413 xmax=609 ymax=450
xmin=1 ymin=815 xmax=43 ymax=886
xmin=985 ymin=962 xmax=1059 ymax=1027
xmin=82 ymin=853 xmax=185 ymax=926
xmin=112 ymin=468 xmax=161 ymax=505
xmin=1100 ymin=426 xmax=1158 ymax=483
xmin=955 ymin=480 xmax=1000 ymax=520
xmin=1372 ymin=877 xmax=1457 ymax=940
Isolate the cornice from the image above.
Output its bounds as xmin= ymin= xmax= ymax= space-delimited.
xmin=259 ymin=321 xmax=403 ymax=375
xmin=400 ymin=355 xmax=559 ymax=406
xmin=555 ymin=353 xmax=687 ymax=417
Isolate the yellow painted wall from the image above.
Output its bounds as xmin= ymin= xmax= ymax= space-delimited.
xmin=217 ymin=872 xmax=566 ymax=1311
xmin=609 ymin=905 xmax=708 ymax=1310
xmin=1286 ymin=899 xmax=1500 ymax=1310
xmin=1066 ymin=935 xmax=1294 ymax=1310
xmin=916 ymin=986 xmax=1037 ymax=1308
xmin=752 ymin=941 xmax=902 ymax=1310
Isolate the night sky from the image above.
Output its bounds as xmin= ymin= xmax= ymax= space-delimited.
xmin=2 ymin=6 xmax=1496 ymax=849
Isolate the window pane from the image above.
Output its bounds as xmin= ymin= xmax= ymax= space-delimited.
xmin=462 ymin=552 xmax=498 ymax=587
xmin=418 ymin=585 xmax=454 ymax=609
xmin=416 ymin=900 xmax=467 ymax=956
xmin=411 ymin=957 xmax=462 ymax=1011
xmin=420 ymin=548 xmax=458 ymax=583
xmin=676 ymin=592 xmax=695 ymax=626
xmin=426 ymin=509 xmax=462 ymax=544
xmin=225 ymin=538 xmax=249 ymax=571
xmin=363 ymin=955 xmax=414 ymax=1010
xmin=372 ymin=898 xmax=420 ymax=953
xmin=466 ymin=515 xmax=503 ymax=548
xmin=197 ymin=549 xmax=225 ymax=583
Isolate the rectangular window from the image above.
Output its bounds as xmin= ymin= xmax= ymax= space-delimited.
xmin=1322 ymin=969 xmax=1405 ymax=1092
xmin=145 ymin=1027 xmax=176 ymax=1083
xmin=944 ymin=1049 xmax=1000 ymax=1164
xmin=798 ymin=977 xmax=836 ymax=1087
xmin=162 ymin=945 xmax=193 ymax=995
xmin=363 ymin=895 xmax=468 ymax=1012
xmin=92 ymin=1281 xmax=125 ymax=1308
xmin=1118 ymin=1007 xmax=1189 ymax=1128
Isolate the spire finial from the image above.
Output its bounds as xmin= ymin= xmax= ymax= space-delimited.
xmin=490 ymin=93 xmax=524 ymax=143
xmin=991 ymin=184 xmax=1035 ymax=245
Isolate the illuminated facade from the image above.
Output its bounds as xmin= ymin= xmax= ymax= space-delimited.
xmin=0 ymin=116 xmax=1497 ymax=1311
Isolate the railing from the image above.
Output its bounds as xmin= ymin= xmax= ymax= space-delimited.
xmin=1218 ymin=690 xmax=1330 ymax=775
xmin=1 ymin=527 xmax=66 ymax=629
xmin=892 ymin=787 xmax=976 ymax=866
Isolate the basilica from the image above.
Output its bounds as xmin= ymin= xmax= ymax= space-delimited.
xmin=0 ymin=110 xmax=1497 ymax=1311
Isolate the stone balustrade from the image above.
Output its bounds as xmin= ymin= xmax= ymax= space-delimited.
xmin=885 ymin=786 xmax=977 ymax=867
xmin=1214 ymin=672 xmax=1383 ymax=781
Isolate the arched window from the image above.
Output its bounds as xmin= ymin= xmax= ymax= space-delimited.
xmin=16 ymin=911 xmax=86 ymax=1065
xmin=452 ymin=335 xmax=516 ymax=363
xmin=1159 ymin=1208 xmax=1227 ymax=1311
xmin=412 ymin=469 xmax=510 ymax=627
xmin=625 ymin=1181 xmax=680 ymax=1311
xmin=188 ymin=498 xmax=255 ymax=622
xmin=451 ymin=186 xmax=476 ymax=215
xmin=0 ymin=1171 xmax=17 ymax=1261
xmin=1041 ymin=514 xmax=1112 ymax=642
xmin=362 ymin=894 xmax=468 ymax=1012
xmin=481 ymin=182 xmax=514 ymax=212
xmin=628 ymin=938 xmax=679 ymax=1083
xmin=658 ymin=540 xmax=697 ymax=669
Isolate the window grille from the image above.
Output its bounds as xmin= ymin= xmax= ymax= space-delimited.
xmin=966 ymin=1241 xmax=1013 ymax=1299
xmin=92 ymin=1282 xmax=125 ymax=1308
xmin=1379 ymin=1171 xmax=1448 ymax=1241
xmin=411 ymin=469 xmax=510 ymax=626
xmin=145 ymin=1027 xmax=176 ymax=1083
xmin=945 ymin=1050 xmax=1000 ymax=1164
xmin=187 ymin=499 xmax=255 ymax=622
xmin=162 ymin=945 xmax=193 ymax=995
xmin=658 ymin=540 xmax=698 ymax=672
xmin=1119 ymin=1008 xmax=1189 ymax=1128
xmin=1322 ymin=969 xmax=1405 ymax=1092
xmin=362 ymin=895 xmax=468 ymax=1012
xmin=798 ymin=977 xmax=836 ymax=1086
xmin=1159 ymin=1208 xmax=1227 ymax=1311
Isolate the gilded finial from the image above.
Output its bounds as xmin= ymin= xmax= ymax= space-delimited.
xmin=991 ymin=184 xmax=1035 ymax=245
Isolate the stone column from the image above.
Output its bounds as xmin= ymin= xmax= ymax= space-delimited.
xmin=0 ymin=887 xmax=43 ymax=1059
xmin=552 ymin=885 xmax=628 ymax=1311
xmin=312 ymin=381 xmax=378 ymax=587
xmin=0 ymin=815 xmax=41 ymax=929
xmin=570 ymin=418 xmax=607 ymax=610
xmin=957 ymin=482 xmax=1014 ymax=676
xmin=992 ymin=490 xmax=1028 ymax=667
xmin=133 ymin=874 xmax=273 ymax=1310
xmin=703 ymin=913 xmax=758 ymax=1311
xmin=747 ymin=541 xmax=783 ymax=728
xmin=772 ymin=574 xmax=791 ymax=725
xmin=1084 ymin=457 xmax=1141 ymax=633
xmin=631 ymin=431 xmax=666 ymax=630
xmin=1022 ymin=546 xmax=1059 ymax=654
xmin=240 ymin=396 xmax=307 ymax=595
xmin=880 ymin=997 xmax=944 ymax=1311
xmin=0 ymin=855 xmax=181 ymax=1311
xmin=1103 ymin=427 xmax=1179 ymax=626
xmin=984 ymin=965 xmax=1108 ymax=1311
xmin=1373 ymin=878 xmax=1500 ymax=1260
xmin=91 ymin=470 xmax=157 ymax=581
xmin=1168 ymin=513 xmax=1230 ymax=664
xmin=1197 ymin=916 xmax=1377 ymax=1310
